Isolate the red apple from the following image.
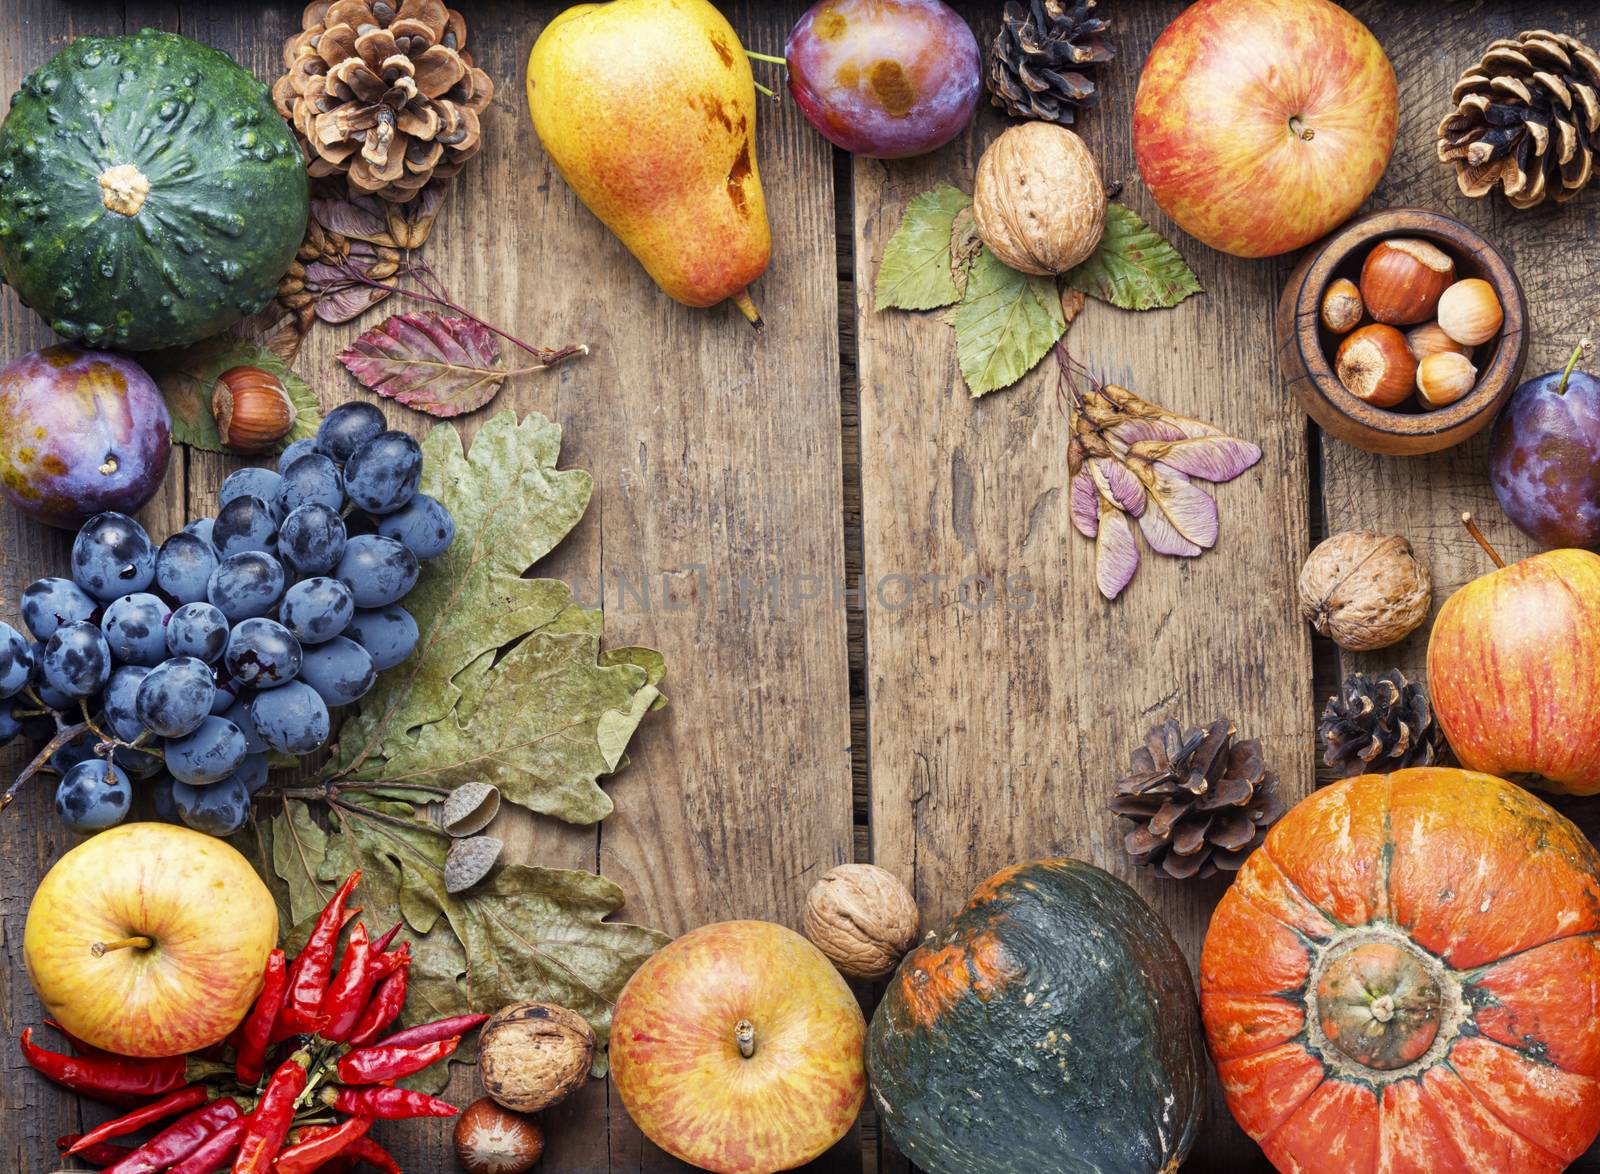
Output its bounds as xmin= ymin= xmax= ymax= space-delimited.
xmin=23 ymin=823 xmax=278 ymax=1057
xmin=1427 ymin=548 xmax=1600 ymax=795
xmin=1132 ymin=0 xmax=1397 ymax=258
xmin=610 ymin=920 xmax=866 ymax=1174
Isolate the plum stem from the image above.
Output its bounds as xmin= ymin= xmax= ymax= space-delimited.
xmin=1461 ymin=512 xmax=1506 ymax=569
xmin=1557 ymin=339 xmax=1590 ymax=395
xmin=91 ymin=936 xmax=152 ymax=957
xmin=752 ymin=78 xmax=777 ymax=100
xmin=745 ymin=50 xmax=787 ymax=65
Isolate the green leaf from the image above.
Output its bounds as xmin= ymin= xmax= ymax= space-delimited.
xmin=1066 ymin=204 xmax=1203 ymax=311
xmin=147 ymin=337 xmax=321 ymax=452
xmin=875 ymin=183 xmax=973 ymax=311
xmin=953 ymin=246 xmax=1067 ymax=397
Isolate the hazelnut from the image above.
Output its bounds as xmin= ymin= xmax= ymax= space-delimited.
xmin=1359 ymin=238 xmax=1455 ymax=325
xmin=1297 ymin=531 xmax=1432 ymax=652
xmin=454 ymin=1097 xmax=544 ymax=1174
xmin=1436 ymin=278 xmax=1503 ymax=346
xmin=1405 ymin=321 xmax=1468 ymax=361
xmin=478 ymin=1002 xmax=595 ymax=1114
xmin=1416 ymin=351 xmax=1477 ymax=409
xmin=1336 ymin=324 xmax=1417 ymax=408
xmin=972 ymin=123 xmax=1106 ymax=276
xmin=1319 ymin=278 xmax=1364 ymax=334
xmin=213 ymin=366 xmax=297 ymax=454
xmin=802 ymin=863 xmax=919 ymax=980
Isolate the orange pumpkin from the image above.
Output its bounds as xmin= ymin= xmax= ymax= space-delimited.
xmin=1200 ymin=768 xmax=1600 ymax=1172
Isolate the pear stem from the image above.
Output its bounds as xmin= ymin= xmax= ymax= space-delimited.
xmin=1556 ymin=339 xmax=1590 ymax=395
xmin=745 ymin=50 xmax=788 ymax=65
xmin=1461 ymin=512 xmax=1506 ymax=569
xmin=731 ymin=289 xmax=765 ymax=332
xmin=91 ymin=936 xmax=153 ymax=957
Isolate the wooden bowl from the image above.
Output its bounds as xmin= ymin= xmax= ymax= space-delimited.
xmin=1276 ymin=208 xmax=1527 ymax=456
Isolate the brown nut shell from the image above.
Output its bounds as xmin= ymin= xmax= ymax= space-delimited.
xmin=802 ymin=863 xmax=919 ymax=980
xmin=972 ymin=123 xmax=1106 ymax=276
xmin=454 ymin=1097 xmax=544 ymax=1174
xmin=213 ymin=366 xmax=297 ymax=454
xmin=1359 ymin=238 xmax=1455 ymax=325
xmin=1297 ymin=531 xmax=1432 ymax=652
xmin=1336 ymin=324 xmax=1417 ymax=408
xmin=479 ymin=1001 xmax=596 ymax=1114
xmin=1320 ymin=278 xmax=1364 ymax=333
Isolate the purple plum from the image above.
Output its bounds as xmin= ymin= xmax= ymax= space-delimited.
xmin=0 ymin=346 xmax=171 ymax=529
xmin=1489 ymin=345 xmax=1600 ymax=548
xmin=785 ymin=0 xmax=980 ymax=159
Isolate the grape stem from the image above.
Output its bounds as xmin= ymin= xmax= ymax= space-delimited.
xmin=1 ymin=719 xmax=89 ymax=810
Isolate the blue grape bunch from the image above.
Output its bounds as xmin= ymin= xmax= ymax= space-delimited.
xmin=1 ymin=403 xmax=453 ymax=838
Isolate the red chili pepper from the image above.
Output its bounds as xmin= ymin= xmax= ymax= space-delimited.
xmin=346 ymin=951 xmax=411 ymax=1048
xmin=20 ymin=1028 xmax=188 ymax=1106
xmin=103 ymin=1097 xmax=243 ymax=1174
xmin=67 ymin=1084 xmax=208 ymax=1154
xmin=337 ymin=1034 xmax=459 ymax=1084
xmin=374 ymin=1012 xmax=490 ymax=1051
xmin=369 ymin=920 xmax=403 ymax=956
xmin=43 ymin=1017 xmax=114 ymax=1058
xmin=233 ymin=1052 xmax=310 ymax=1173
xmin=286 ymin=872 xmax=362 ymax=1016
xmin=343 ymin=1136 xmax=403 ymax=1173
xmin=323 ymin=1084 xmax=458 ymax=1119
xmin=272 ymin=1116 xmax=372 ymax=1173
xmin=320 ymin=921 xmax=372 ymax=1042
xmin=57 ymin=1134 xmax=137 ymax=1167
xmin=166 ymin=1116 xmax=246 ymax=1174
xmin=268 ymin=1006 xmax=331 ymax=1045
xmin=236 ymin=948 xmax=288 ymax=1084
xmin=367 ymin=944 xmax=408 ymax=983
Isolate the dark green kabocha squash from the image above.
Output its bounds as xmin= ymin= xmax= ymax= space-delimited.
xmin=868 ymin=858 xmax=1205 ymax=1174
xmin=0 ymin=29 xmax=309 ymax=350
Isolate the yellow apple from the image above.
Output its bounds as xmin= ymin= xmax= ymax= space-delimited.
xmin=24 ymin=822 xmax=278 ymax=1057
xmin=611 ymin=920 xmax=866 ymax=1174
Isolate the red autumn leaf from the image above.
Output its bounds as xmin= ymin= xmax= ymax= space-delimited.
xmin=337 ymin=312 xmax=584 ymax=418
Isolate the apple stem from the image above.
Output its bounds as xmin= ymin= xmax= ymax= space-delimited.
xmin=735 ymin=1018 xmax=755 ymax=1059
xmin=1288 ymin=115 xmax=1315 ymax=142
xmin=1461 ymin=512 xmax=1506 ymax=569
xmin=1557 ymin=339 xmax=1591 ymax=395
xmin=91 ymin=936 xmax=152 ymax=957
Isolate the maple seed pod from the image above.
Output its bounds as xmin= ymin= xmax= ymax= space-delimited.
xmin=1359 ymin=238 xmax=1456 ymax=325
xmin=1320 ymin=277 xmax=1364 ymax=333
xmin=213 ymin=366 xmax=297 ymax=454
xmin=1405 ymin=320 xmax=1468 ymax=361
xmin=454 ymin=1097 xmax=544 ymax=1174
xmin=479 ymin=1002 xmax=597 ymax=1114
xmin=1416 ymin=351 xmax=1478 ymax=409
xmin=1436 ymin=278 xmax=1503 ymax=346
xmin=1336 ymin=324 xmax=1417 ymax=408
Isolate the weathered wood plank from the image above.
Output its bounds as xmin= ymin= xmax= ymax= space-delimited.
xmin=853 ymin=3 xmax=1311 ymax=1165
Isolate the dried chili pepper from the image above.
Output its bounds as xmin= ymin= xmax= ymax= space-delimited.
xmin=236 ymin=948 xmax=288 ymax=1084
xmin=166 ymin=1116 xmax=246 ymax=1174
xmin=374 ymin=1012 xmax=489 ymax=1050
xmin=272 ymin=1116 xmax=372 ymax=1173
xmin=343 ymin=1135 xmax=403 ymax=1172
xmin=233 ymin=1051 xmax=310 ymax=1173
xmin=67 ymin=1084 xmax=208 ymax=1153
xmin=369 ymin=920 xmax=403 ymax=956
xmin=346 ymin=951 xmax=411 ymax=1048
xmin=57 ymin=1133 xmax=136 ymax=1166
xmin=337 ymin=1034 xmax=459 ymax=1084
xmin=20 ymin=1028 xmax=189 ymax=1105
xmin=323 ymin=1084 xmax=458 ymax=1119
xmin=268 ymin=1006 xmax=330 ymax=1045
xmin=103 ymin=1097 xmax=243 ymax=1174
xmin=286 ymin=871 xmax=362 ymax=1016
xmin=367 ymin=942 xmax=409 ymax=983
xmin=43 ymin=1017 xmax=114 ymax=1058
xmin=320 ymin=920 xmax=372 ymax=1042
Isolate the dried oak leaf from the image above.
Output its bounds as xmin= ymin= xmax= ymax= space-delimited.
xmin=339 ymin=312 xmax=586 ymax=418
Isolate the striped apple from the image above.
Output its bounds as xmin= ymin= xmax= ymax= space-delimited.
xmin=1426 ymin=548 xmax=1600 ymax=795
xmin=610 ymin=920 xmax=866 ymax=1174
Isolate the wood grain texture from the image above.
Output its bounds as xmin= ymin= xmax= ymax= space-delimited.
xmin=853 ymin=4 xmax=1310 ymax=1167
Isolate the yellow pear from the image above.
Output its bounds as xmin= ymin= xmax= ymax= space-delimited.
xmin=527 ymin=0 xmax=772 ymax=327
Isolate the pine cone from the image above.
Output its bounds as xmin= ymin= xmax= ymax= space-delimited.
xmin=272 ymin=0 xmax=494 ymax=203
xmin=1438 ymin=29 xmax=1600 ymax=210
xmin=987 ymin=0 xmax=1114 ymax=126
xmin=1109 ymin=717 xmax=1285 ymax=881
xmin=1319 ymin=670 xmax=1448 ymax=779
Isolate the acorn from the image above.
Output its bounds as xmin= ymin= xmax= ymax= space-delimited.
xmin=212 ymin=366 xmax=297 ymax=454
xmin=454 ymin=1098 xmax=544 ymax=1174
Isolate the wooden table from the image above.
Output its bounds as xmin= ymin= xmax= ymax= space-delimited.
xmin=2 ymin=1 xmax=1596 ymax=1169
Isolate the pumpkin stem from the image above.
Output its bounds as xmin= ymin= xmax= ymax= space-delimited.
xmin=734 ymin=1018 xmax=755 ymax=1059
xmin=98 ymin=164 xmax=150 ymax=217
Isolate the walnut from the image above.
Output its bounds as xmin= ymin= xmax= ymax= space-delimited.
xmin=478 ymin=1002 xmax=596 ymax=1114
xmin=802 ymin=864 xmax=919 ymax=980
xmin=972 ymin=123 xmax=1107 ymax=276
xmin=1298 ymin=532 xmax=1432 ymax=651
